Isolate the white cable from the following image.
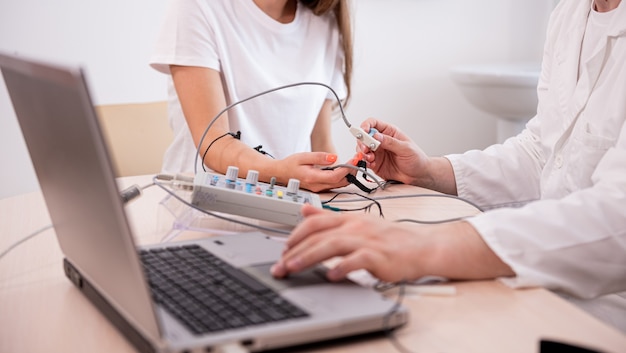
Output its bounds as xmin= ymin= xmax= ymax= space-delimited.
xmin=0 ymin=181 xmax=167 ymax=262
xmin=0 ymin=224 xmax=53 ymax=261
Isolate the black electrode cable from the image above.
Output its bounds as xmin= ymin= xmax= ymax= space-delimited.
xmin=346 ymin=173 xmax=375 ymax=193
xmin=253 ymin=145 xmax=275 ymax=159
xmin=322 ymin=163 xmax=387 ymax=191
xmin=201 ymin=131 xmax=241 ymax=172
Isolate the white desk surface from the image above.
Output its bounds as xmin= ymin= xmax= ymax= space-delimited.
xmin=1 ymin=174 xmax=625 ymax=353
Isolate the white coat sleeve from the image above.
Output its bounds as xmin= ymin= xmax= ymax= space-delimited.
xmin=446 ymin=131 xmax=545 ymax=209
xmin=468 ymin=118 xmax=626 ymax=299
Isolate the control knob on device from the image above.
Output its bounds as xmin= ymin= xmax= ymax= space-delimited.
xmin=286 ymin=179 xmax=300 ymax=195
xmin=245 ymin=170 xmax=259 ymax=185
xmin=225 ymin=166 xmax=239 ymax=181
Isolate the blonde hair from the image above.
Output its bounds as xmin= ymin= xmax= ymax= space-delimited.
xmin=300 ymin=0 xmax=353 ymax=104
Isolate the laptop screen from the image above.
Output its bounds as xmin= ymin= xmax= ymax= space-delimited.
xmin=0 ymin=52 xmax=162 ymax=342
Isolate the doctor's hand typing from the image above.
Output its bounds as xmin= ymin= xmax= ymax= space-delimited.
xmin=270 ymin=204 xmax=514 ymax=282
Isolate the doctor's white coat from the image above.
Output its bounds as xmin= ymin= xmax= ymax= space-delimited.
xmin=446 ymin=0 xmax=626 ymax=331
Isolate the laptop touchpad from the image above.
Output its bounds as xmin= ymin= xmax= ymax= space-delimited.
xmin=244 ymin=263 xmax=330 ymax=291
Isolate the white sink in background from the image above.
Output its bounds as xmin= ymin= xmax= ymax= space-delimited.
xmin=451 ymin=63 xmax=541 ymax=142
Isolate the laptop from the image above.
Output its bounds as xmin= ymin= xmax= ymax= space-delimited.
xmin=0 ymin=52 xmax=408 ymax=353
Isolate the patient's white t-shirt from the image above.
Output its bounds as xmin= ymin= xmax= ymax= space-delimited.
xmin=151 ymin=0 xmax=346 ymax=173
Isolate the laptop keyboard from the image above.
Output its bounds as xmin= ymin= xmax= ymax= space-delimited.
xmin=139 ymin=245 xmax=309 ymax=335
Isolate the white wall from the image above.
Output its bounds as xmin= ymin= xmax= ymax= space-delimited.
xmin=0 ymin=0 xmax=170 ymax=198
xmin=0 ymin=0 xmax=556 ymax=199
xmin=332 ymin=0 xmax=556 ymax=161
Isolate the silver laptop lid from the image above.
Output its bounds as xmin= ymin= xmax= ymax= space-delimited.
xmin=0 ymin=52 xmax=161 ymax=343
